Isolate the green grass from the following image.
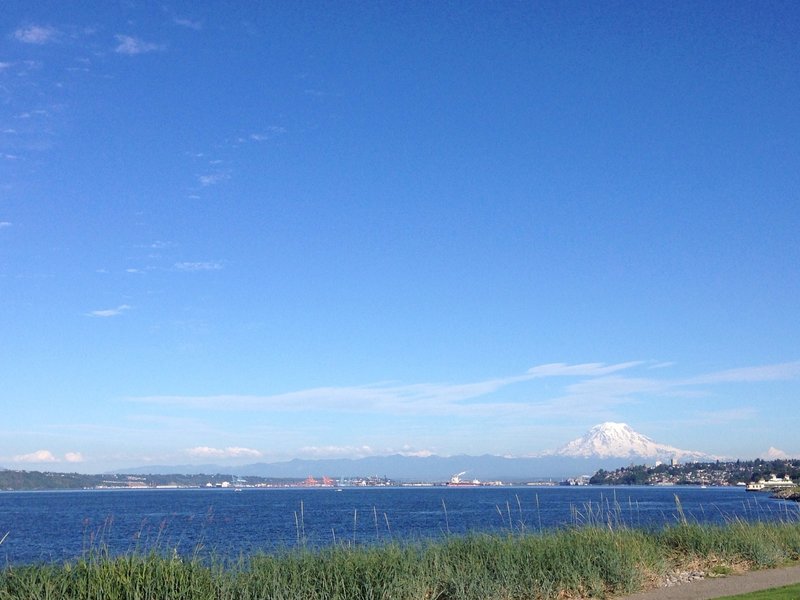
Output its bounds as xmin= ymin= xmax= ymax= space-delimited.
xmin=715 ymin=583 xmax=800 ymax=599
xmin=2 ymin=521 xmax=800 ymax=600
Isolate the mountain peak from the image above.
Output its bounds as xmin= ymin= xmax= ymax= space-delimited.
xmin=554 ymin=422 xmax=706 ymax=460
xmin=590 ymin=422 xmax=640 ymax=435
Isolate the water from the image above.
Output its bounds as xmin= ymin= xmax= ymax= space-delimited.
xmin=1 ymin=486 xmax=797 ymax=565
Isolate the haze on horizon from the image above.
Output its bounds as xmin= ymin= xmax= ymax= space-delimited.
xmin=1 ymin=2 xmax=799 ymax=474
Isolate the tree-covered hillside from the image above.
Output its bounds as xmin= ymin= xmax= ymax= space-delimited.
xmin=590 ymin=459 xmax=800 ymax=486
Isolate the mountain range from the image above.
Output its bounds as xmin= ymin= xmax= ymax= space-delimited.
xmin=119 ymin=423 xmax=713 ymax=480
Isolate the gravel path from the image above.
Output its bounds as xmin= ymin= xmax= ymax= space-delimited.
xmin=615 ymin=564 xmax=800 ymax=600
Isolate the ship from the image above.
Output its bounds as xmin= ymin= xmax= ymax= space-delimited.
xmin=446 ymin=471 xmax=482 ymax=487
xmin=746 ymin=474 xmax=796 ymax=492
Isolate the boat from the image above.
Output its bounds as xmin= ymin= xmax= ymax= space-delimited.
xmin=446 ymin=471 xmax=482 ymax=487
xmin=763 ymin=475 xmax=796 ymax=489
xmin=746 ymin=475 xmax=796 ymax=492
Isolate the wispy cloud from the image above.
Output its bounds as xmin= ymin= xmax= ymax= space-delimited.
xmin=647 ymin=361 xmax=675 ymax=370
xmin=173 ymin=17 xmax=203 ymax=31
xmin=148 ymin=240 xmax=176 ymax=249
xmin=685 ymin=361 xmax=800 ymax=384
xmin=88 ymin=304 xmax=131 ymax=318
xmin=186 ymin=446 xmax=263 ymax=459
xmin=527 ymin=362 xmax=643 ymax=378
xmin=13 ymin=25 xmax=58 ymax=44
xmin=248 ymin=127 xmax=286 ymax=142
xmin=198 ymin=172 xmax=230 ymax=187
xmin=174 ymin=261 xmax=223 ymax=272
xmin=130 ymin=359 xmax=800 ymax=422
xmin=64 ymin=452 xmax=84 ymax=463
xmin=134 ymin=387 xmax=512 ymax=416
xmin=15 ymin=109 xmax=49 ymax=119
xmin=0 ymin=221 xmax=11 ymax=229
xmin=130 ymin=361 xmax=641 ymax=416
xmin=114 ymin=35 xmax=164 ymax=55
xmin=548 ymin=361 xmax=800 ymax=409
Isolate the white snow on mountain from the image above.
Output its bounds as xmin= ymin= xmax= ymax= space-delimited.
xmin=552 ymin=422 xmax=708 ymax=460
xmin=762 ymin=446 xmax=791 ymax=460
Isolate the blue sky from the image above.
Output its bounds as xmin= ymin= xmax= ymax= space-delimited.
xmin=1 ymin=1 xmax=799 ymax=473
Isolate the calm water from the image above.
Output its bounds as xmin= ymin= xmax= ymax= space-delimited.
xmin=1 ymin=486 xmax=797 ymax=565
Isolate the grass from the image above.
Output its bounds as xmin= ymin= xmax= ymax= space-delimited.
xmin=2 ymin=513 xmax=800 ymax=599
xmin=715 ymin=583 xmax=800 ymax=599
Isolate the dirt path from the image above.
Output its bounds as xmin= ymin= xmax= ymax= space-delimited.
xmin=615 ymin=564 xmax=800 ymax=600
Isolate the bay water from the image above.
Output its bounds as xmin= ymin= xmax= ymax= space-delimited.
xmin=1 ymin=486 xmax=796 ymax=565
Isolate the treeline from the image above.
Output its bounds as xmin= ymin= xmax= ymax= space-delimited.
xmin=0 ymin=470 xmax=99 ymax=490
xmin=0 ymin=470 xmax=280 ymax=491
xmin=590 ymin=458 xmax=800 ymax=486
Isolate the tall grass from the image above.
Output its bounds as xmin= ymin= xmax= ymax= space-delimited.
xmin=3 ymin=520 xmax=800 ymax=600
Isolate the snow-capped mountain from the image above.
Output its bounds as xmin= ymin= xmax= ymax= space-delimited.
xmin=553 ymin=422 xmax=707 ymax=461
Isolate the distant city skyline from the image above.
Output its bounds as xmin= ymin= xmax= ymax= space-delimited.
xmin=2 ymin=2 xmax=799 ymax=473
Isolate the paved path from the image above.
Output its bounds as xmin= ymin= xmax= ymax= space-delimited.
xmin=615 ymin=564 xmax=800 ymax=600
